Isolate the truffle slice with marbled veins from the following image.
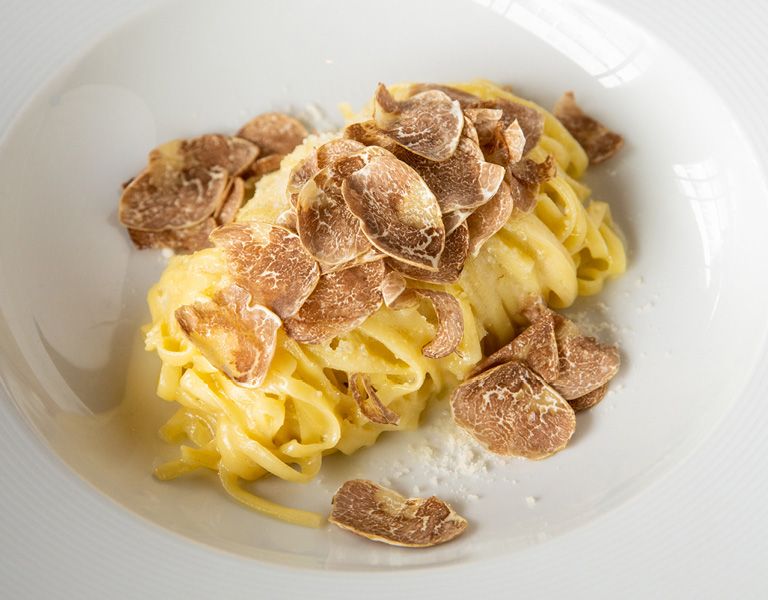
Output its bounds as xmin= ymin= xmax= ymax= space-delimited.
xmin=210 ymin=222 xmax=320 ymax=319
xmin=341 ymin=150 xmax=445 ymax=271
xmin=119 ymin=134 xmax=259 ymax=232
xmin=236 ymin=112 xmax=308 ymax=158
xmin=385 ymin=222 xmax=469 ymax=285
xmin=329 ymin=479 xmax=467 ymax=547
xmin=286 ymin=138 xmax=368 ymax=206
xmin=349 ymin=373 xmax=401 ymax=426
xmin=451 ymin=360 xmax=576 ymax=460
xmin=283 ymin=261 xmax=386 ymax=344
xmin=296 ymin=166 xmax=372 ymax=265
xmin=550 ymin=330 xmax=620 ymax=400
xmin=396 ymin=120 xmax=505 ymax=215
xmin=174 ymin=284 xmax=281 ymax=388
xmin=465 ymin=179 xmax=515 ymax=257
xmin=552 ymin=91 xmax=623 ymax=164
xmin=373 ymin=83 xmax=463 ymax=161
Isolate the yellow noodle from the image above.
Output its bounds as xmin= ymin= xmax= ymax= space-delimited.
xmin=143 ymin=79 xmax=626 ymax=526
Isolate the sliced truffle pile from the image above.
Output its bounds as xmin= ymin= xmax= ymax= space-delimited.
xmin=451 ymin=303 xmax=620 ymax=460
xmin=119 ymin=113 xmax=308 ymax=252
xmin=131 ymin=82 xmax=624 ymax=459
xmin=329 ymin=479 xmax=467 ymax=547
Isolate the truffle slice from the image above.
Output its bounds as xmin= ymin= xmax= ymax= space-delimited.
xmin=450 ymin=360 xmax=576 ymax=460
xmin=349 ymin=373 xmax=400 ymax=425
xmin=119 ymin=164 xmax=229 ymax=232
xmin=408 ymin=83 xmax=483 ymax=108
xmin=210 ymin=222 xmax=320 ymax=319
xmin=214 ymin=176 xmax=245 ymax=226
xmin=417 ymin=289 xmax=464 ymax=359
xmin=245 ymin=153 xmax=285 ymax=181
xmin=341 ymin=150 xmax=445 ymax=271
xmin=508 ymin=154 xmax=558 ymax=215
xmin=169 ymin=134 xmax=259 ymax=176
xmin=174 ymin=284 xmax=281 ymax=388
xmin=568 ymin=384 xmax=607 ymax=412
xmin=275 ymin=208 xmax=298 ymax=232
xmin=296 ymin=166 xmax=372 ymax=265
xmin=236 ymin=112 xmax=309 ymax=157
xmin=317 ymin=248 xmax=384 ymax=275
xmin=127 ymin=217 xmax=217 ymax=253
xmin=550 ymin=331 xmax=620 ymax=400
xmin=373 ymin=83 xmax=463 ymax=161
xmin=468 ymin=308 xmax=559 ymax=380
xmin=385 ymin=286 xmax=463 ymax=358
xmin=282 ymin=261 xmax=386 ymax=344
xmin=552 ymin=91 xmax=623 ymax=164
xmin=119 ymin=133 xmax=259 ymax=232
xmin=464 ymin=107 xmax=504 ymax=146
xmin=397 ymin=121 xmax=505 ymax=214
xmin=287 ymin=138 xmax=368 ymax=206
xmin=385 ymin=222 xmax=469 ymax=285
xmin=380 ymin=269 xmax=411 ymax=308
xmin=465 ymin=179 xmax=515 ymax=256
xmin=469 ymin=97 xmax=544 ymax=155
xmin=329 ymin=479 xmax=467 ymax=547
xmin=484 ymin=119 xmax=526 ymax=169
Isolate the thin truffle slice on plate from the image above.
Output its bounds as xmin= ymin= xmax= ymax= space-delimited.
xmin=119 ymin=133 xmax=259 ymax=234
xmin=550 ymin=331 xmax=621 ymax=400
xmin=329 ymin=479 xmax=467 ymax=547
xmin=174 ymin=284 xmax=281 ymax=388
xmin=553 ymin=91 xmax=624 ymax=164
xmin=210 ymin=221 xmax=320 ymax=319
xmin=373 ymin=83 xmax=463 ymax=161
xmin=118 ymin=164 xmax=230 ymax=232
xmin=451 ymin=360 xmax=576 ymax=460
xmin=349 ymin=373 xmax=401 ymax=425
xmin=236 ymin=112 xmax=309 ymax=158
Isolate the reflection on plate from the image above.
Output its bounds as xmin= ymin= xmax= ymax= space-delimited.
xmin=1 ymin=0 xmax=768 ymax=579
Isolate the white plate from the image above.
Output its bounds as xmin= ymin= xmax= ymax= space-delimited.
xmin=2 ymin=0 xmax=767 ymax=597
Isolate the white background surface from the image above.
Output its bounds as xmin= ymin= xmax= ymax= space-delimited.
xmin=1 ymin=0 xmax=767 ymax=597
